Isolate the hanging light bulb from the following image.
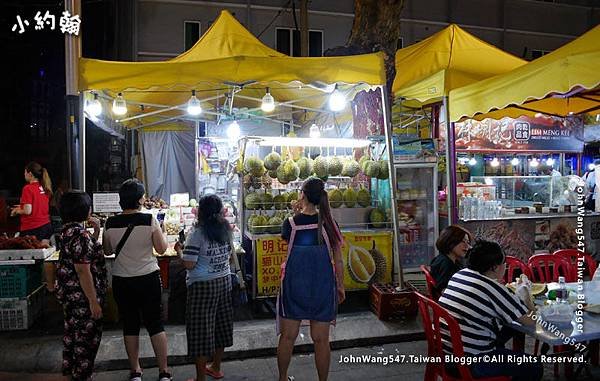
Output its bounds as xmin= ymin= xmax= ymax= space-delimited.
xmin=261 ymin=87 xmax=275 ymax=113
xmin=86 ymin=93 xmax=102 ymax=117
xmin=530 ymin=157 xmax=540 ymax=168
xmin=309 ymin=124 xmax=321 ymax=138
xmin=490 ymin=157 xmax=500 ymax=167
xmin=545 ymin=157 xmax=555 ymax=166
xmin=112 ymin=92 xmax=127 ymax=115
xmin=187 ymin=90 xmax=202 ymax=116
xmin=227 ymin=120 xmax=240 ymax=140
xmin=468 ymin=157 xmax=477 ymax=166
xmin=511 ymin=157 xmax=520 ymax=166
xmin=328 ymin=84 xmax=346 ymax=112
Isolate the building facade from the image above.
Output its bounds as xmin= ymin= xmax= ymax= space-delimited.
xmin=109 ymin=0 xmax=600 ymax=63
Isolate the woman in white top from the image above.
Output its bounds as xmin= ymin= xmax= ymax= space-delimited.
xmin=103 ymin=179 xmax=172 ymax=381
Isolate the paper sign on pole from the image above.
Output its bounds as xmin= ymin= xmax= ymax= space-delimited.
xmin=92 ymin=193 xmax=122 ymax=213
xmin=170 ymin=193 xmax=190 ymax=207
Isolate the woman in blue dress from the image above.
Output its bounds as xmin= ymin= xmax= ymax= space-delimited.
xmin=277 ymin=177 xmax=345 ymax=381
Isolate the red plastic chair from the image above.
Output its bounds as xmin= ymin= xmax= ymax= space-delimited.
xmin=527 ymin=254 xmax=575 ymax=283
xmin=420 ymin=265 xmax=441 ymax=300
xmin=416 ymin=292 xmax=510 ymax=381
xmin=503 ymin=256 xmax=534 ymax=284
xmin=553 ymin=249 xmax=598 ymax=280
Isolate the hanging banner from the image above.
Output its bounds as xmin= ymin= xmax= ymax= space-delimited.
xmin=255 ymin=230 xmax=394 ymax=297
xmin=454 ymin=116 xmax=584 ymax=152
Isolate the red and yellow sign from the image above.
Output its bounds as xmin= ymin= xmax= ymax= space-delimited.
xmin=255 ymin=230 xmax=394 ymax=296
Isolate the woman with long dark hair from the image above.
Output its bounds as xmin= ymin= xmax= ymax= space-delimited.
xmin=181 ymin=194 xmax=234 ymax=381
xmin=277 ymin=177 xmax=345 ymax=381
xmin=11 ymin=162 xmax=53 ymax=240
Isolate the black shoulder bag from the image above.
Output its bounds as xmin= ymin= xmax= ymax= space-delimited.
xmin=114 ymin=224 xmax=135 ymax=257
xmin=585 ymin=185 xmax=596 ymax=210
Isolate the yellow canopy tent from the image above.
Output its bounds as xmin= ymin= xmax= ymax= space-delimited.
xmin=79 ymin=10 xmax=384 ymax=131
xmin=449 ymin=24 xmax=600 ymax=122
xmin=392 ymin=24 xmax=526 ymax=106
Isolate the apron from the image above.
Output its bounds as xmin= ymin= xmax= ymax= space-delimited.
xmin=276 ymin=217 xmax=337 ymax=334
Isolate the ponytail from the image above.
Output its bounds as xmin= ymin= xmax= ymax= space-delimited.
xmin=318 ymin=190 xmax=342 ymax=252
xmin=41 ymin=168 xmax=53 ymax=196
xmin=25 ymin=162 xmax=52 ymax=196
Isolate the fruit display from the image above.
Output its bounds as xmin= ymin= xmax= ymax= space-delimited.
xmin=244 ymin=192 xmax=262 ymax=210
xmin=369 ymin=241 xmax=387 ymax=283
xmin=341 ymin=159 xmax=361 ymax=177
xmin=369 ymin=208 xmax=387 ymax=228
xmin=164 ymin=221 xmax=181 ymax=235
xmin=143 ymin=196 xmax=168 ymax=209
xmin=244 ymin=157 xmax=265 ymax=177
xmin=328 ymin=157 xmax=344 ymax=176
xmin=313 ymin=156 xmax=329 ymax=178
xmin=343 ymin=188 xmax=357 ymax=207
xmin=348 ymin=244 xmax=376 ymax=283
xmin=328 ymin=189 xmax=344 ymax=208
xmin=297 ymin=157 xmax=313 ymax=180
xmin=0 ymin=235 xmax=49 ymax=250
xmin=377 ymin=160 xmax=389 ymax=180
xmin=357 ymin=187 xmax=371 ymax=207
xmin=364 ymin=160 xmax=381 ymax=178
xmin=264 ymin=152 xmax=282 ymax=171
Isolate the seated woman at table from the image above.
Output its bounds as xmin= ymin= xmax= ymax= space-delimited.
xmin=430 ymin=225 xmax=472 ymax=294
xmin=438 ymin=240 xmax=542 ymax=381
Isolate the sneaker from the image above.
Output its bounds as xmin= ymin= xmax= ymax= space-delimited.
xmin=129 ymin=371 xmax=143 ymax=381
xmin=287 ymin=377 xmax=295 ymax=381
xmin=158 ymin=371 xmax=173 ymax=381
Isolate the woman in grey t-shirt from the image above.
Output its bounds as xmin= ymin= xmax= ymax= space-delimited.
xmin=180 ymin=194 xmax=233 ymax=381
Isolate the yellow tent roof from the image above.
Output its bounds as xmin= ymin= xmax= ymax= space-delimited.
xmin=392 ymin=24 xmax=526 ymax=105
xmin=79 ymin=10 xmax=384 ymax=92
xmin=449 ymin=24 xmax=600 ymax=122
xmin=79 ymin=10 xmax=383 ymax=130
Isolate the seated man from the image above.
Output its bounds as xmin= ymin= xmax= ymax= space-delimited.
xmin=438 ymin=240 xmax=543 ymax=381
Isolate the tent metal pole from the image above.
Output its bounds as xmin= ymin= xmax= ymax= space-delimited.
xmin=381 ymin=86 xmax=403 ymax=286
xmin=195 ymin=120 xmax=200 ymax=199
xmin=79 ymin=92 xmax=86 ymax=191
xmin=444 ymin=96 xmax=457 ymax=224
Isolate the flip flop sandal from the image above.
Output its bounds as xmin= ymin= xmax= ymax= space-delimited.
xmin=205 ymin=366 xmax=224 ymax=379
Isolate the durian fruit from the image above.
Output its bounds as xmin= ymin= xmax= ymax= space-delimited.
xmin=242 ymin=174 xmax=253 ymax=190
xmin=313 ymin=156 xmax=329 ymax=178
xmin=357 ymin=187 xmax=371 ymax=207
xmin=347 ymin=244 xmax=376 ymax=283
xmin=267 ymin=215 xmax=283 ymax=234
xmin=244 ymin=192 xmax=261 ymax=210
xmin=364 ymin=160 xmax=381 ymax=178
xmin=281 ymin=159 xmax=300 ymax=182
xmin=359 ymin=155 xmax=370 ymax=171
xmin=244 ymin=157 xmax=265 ymax=177
xmin=377 ymin=160 xmax=389 ymax=180
xmin=267 ymin=169 xmax=278 ymax=179
xmin=260 ymin=175 xmax=272 ymax=188
xmin=369 ymin=208 xmax=386 ymax=228
xmin=343 ymin=188 xmax=358 ymax=207
xmin=261 ymin=192 xmax=274 ymax=210
xmin=249 ymin=214 xmax=269 ymax=234
xmin=264 ymin=152 xmax=282 ymax=171
xmin=328 ymin=189 xmax=343 ymax=208
xmin=341 ymin=159 xmax=361 ymax=178
xmin=276 ymin=165 xmax=290 ymax=185
xmin=297 ymin=157 xmax=313 ymax=180
xmin=328 ymin=157 xmax=344 ymax=176
xmin=273 ymin=194 xmax=286 ymax=210
xmin=286 ymin=191 xmax=299 ymax=209
xmin=369 ymin=240 xmax=387 ymax=283
xmin=251 ymin=176 xmax=262 ymax=189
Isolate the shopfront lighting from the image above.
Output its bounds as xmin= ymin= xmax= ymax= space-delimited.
xmin=546 ymin=157 xmax=555 ymax=166
xmin=86 ymin=93 xmax=102 ymax=117
xmin=530 ymin=157 xmax=540 ymax=168
xmin=187 ymin=90 xmax=202 ymax=116
xmin=490 ymin=158 xmax=500 ymax=167
xmin=309 ymin=124 xmax=321 ymax=138
xmin=227 ymin=120 xmax=241 ymax=140
xmin=511 ymin=157 xmax=520 ymax=166
xmin=468 ymin=157 xmax=477 ymax=166
xmin=112 ymin=93 xmax=127 ymax=115
xmin=328 ymin=85 xmax=346 ymax=112
xmin=534 ymin=113 xmax=543 ymax=118
xmin=255 ymin=136 xmax=371 ymax=148
xmin=261 ymin=88 xmax=275 ymax=113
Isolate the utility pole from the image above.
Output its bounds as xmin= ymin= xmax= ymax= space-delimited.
xmin=300 ymin=0 xmax=309 ymax=56
xmin=65 ymin=0 xmax=84 ymax=190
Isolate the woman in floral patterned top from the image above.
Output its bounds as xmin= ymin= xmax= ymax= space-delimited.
xmin=55 ymin=191 xmax=107 ymax=381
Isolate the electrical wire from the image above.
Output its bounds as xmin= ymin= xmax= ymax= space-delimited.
xmin=257 ymin=0 xmax=291 ymax=38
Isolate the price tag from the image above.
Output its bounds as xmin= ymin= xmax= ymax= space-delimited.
xmin=93 ymin=193 xmax=122 ymax=213
xmin=170 ymin=193 xmax=190 ymax=207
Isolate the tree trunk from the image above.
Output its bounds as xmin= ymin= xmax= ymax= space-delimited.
xmin=325 ymin=0 xmax=404 ymax=93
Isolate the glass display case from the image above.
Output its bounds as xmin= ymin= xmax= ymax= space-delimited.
xmin=394 ymin=162 xmax=438 ymax=269
xmin=471 ymin=176 xmax=556 ymax=208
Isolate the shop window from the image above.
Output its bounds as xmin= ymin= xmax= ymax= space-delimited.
xmin=184 ymin=21 xmax=201 ymax=51
xmin=531 ymin=49 xmax=550 ymax=60
xmin=276 ymin=27 xmax=323 ymax=57
xmin=397 ymin=37 xmax=404 ymax=49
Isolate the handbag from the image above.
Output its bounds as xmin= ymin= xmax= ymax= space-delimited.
xmin=114 ymin=224 xmax=134 ymax=257
xmin=230 ymin=243 xmax=248 ymax=307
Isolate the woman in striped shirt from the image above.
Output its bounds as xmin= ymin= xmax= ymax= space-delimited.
xmin=438 ymin=240 xmax=542 ymax=381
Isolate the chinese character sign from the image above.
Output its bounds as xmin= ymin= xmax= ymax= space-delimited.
xmin=454 ymin=116 xmax=584 ymax=152
xmin=255 ymin=231 xmax=394 ymax=297
xmin=12 ymin=10 xmax=80 ymax=35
